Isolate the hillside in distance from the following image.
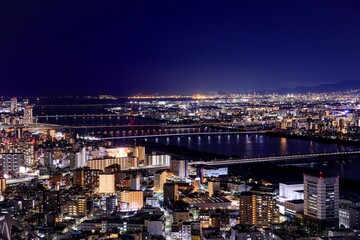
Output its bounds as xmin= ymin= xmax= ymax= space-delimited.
xmin=275 ymin=80 xmax=360 ymax=94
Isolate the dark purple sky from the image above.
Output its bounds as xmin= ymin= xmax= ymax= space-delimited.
xmin=1 ymin=1 xmax=360 ymax=96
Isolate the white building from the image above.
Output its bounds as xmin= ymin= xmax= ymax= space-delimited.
xmin=146 ymin=153 xmax=171 ymax=166
xmin=75 ymin=147 xmax=87 ymax=168
xmin=304 ymin=173 xmax=339 ymax=228
xmin=180 ymin=222 xmax=192 ymax=240
xmin=277 ymin=182 xmax=304 ymax=215
xmin=202 ymin=166 xmax=228 ymax=178
xmin=10 ymin=97 xmax=17 ymax=113
xmin=23 ymin=106 xmax=33 ymax=125
xmin=146 ymin=197 xmax=159 ymax=208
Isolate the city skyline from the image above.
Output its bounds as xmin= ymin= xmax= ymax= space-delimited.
xmin=1 ymin=1 xmax=360 ymax=96
xmin=2 ymin=2 xmax=360 ymax=237
xmin=0 ymin=86 xmax=359 ymax=238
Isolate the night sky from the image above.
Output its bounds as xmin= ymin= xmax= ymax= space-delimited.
xmin=1 ymin=1 xmax=360 ymax=96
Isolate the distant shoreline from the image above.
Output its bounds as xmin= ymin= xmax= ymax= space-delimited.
xmin=267 ymin=132 xmax=360 ymax=148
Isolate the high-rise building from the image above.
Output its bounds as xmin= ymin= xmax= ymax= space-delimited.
xmin=208 ymin=180 xmax=220 ymax=196
xmin=77 ymin=197 xmax=86 ymax=216
xmin=163 ymin=182 xmax=179 ymax=206
xmin=131 ymin=173 xmax=141 ymax=190
xmin=67 ymin=201 xmax=77 ymax=216
xmin=75 ymin=147 xmax=87 ymax=168
xmin=339 ymin=199 xmax=360 ymax=229
xmin=106 ymin=195 xmax=118 ymax=213
xmin=69 ymin=152 xmax=76 ymax=170
xmin=10 ymin=97 xmax=17 ymax=113
xmin=73 ymin=167 xmax=102 ymax=188
xmin=303 ymin=173 xmax=339 ymax=230
xmin=239 ymin=192 xmax=279 ymax=227
xmin=120 ymin=190 xmax=144 ymax=210
xmin=44 ymin=150 xmax=53 ymax=166
xmin=0 ymin=141 xmax=35 ymax=168
xmin=23 ymin=106 xmax=33 ymax=125
xmin=86 ymin=198 xmax=94 ymax=215
xmin=0 ymin=178 xmax=6 ymax=192
xmin=154 ymin=170 xmax=171 ymax=192
xmin=170 ymin=159 xmax=188 ymax=178
xmin=98 ymin=174 xmax=115 ymax=194
xmin=134 ymin=146 xmax=145 ymax=161
xmin=0 ymin=153 xmax=22 ymax=174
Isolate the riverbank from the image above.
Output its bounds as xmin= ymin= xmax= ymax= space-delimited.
xmin=267 ymin=132 xmax=360 ymax=148
xmin=230 ymin=162 xmax=360 ymax=195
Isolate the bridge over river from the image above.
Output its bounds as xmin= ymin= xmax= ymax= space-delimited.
xmin=189 ymin=150 xmax=360 ymax=166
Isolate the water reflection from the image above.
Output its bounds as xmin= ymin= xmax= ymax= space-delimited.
xmin=280 ymin=138 xmax=287 ymax=155
xmin=151 ymin=134 xmax=357 ymax=159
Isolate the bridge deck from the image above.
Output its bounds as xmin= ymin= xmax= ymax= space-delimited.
xmin=189 ymin=151 xmax=360 ymax=166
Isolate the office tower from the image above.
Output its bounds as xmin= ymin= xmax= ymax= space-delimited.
xmin=98 ymin=174 xmax=115 ymax=194
xmin=163 ymin=182 xmax=179 ymax=206
xmin=170 ymin=159 xmax=188 ymax=178
xmin=23 ymin=106 xmax=33 ymax=125
xmin=43 ymin=190 xmax=62 ymax=213
xmin=10 ymin=97 xmax=17 ymax=113
xmin=239 ymin=192 xmax=279 ymax=227
xmin=304 ymin=173 xmax=339 ymax=229
xmin=208 ymin=180 xmax=220 ymax=196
